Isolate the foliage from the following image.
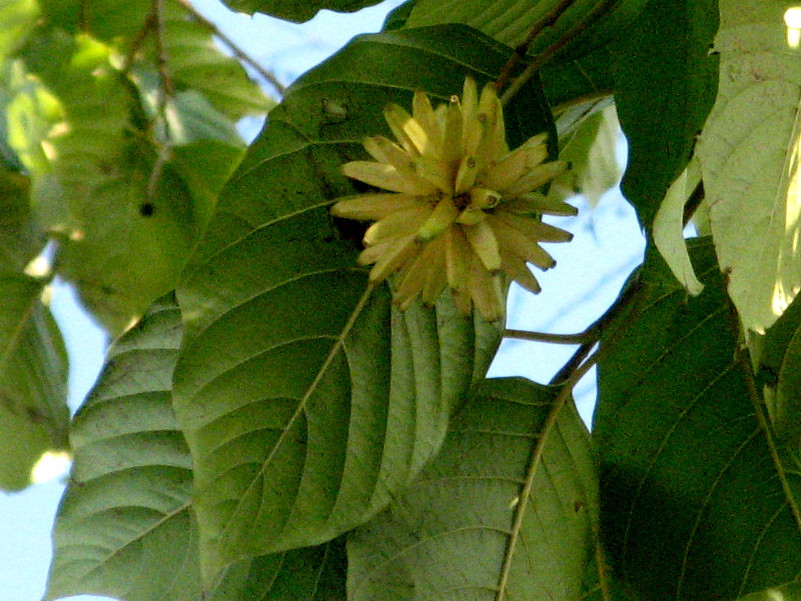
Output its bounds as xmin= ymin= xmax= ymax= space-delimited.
xmin=1 ymin=0 xmax=800 ymax=600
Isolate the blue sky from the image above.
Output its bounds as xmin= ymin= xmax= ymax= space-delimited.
xmin=0 ymin=1 xmax=644 ymax=599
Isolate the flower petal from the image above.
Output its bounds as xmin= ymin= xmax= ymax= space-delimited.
xmin=494 ymin=210 xmax=573 ymax=243
xmin=331 ymin=193 xmax=422 ymax=221
xmin=467 ymin=254 xmax=504 ymax=321
xmin=343 ymin=161 xmax=436 ymax=195
xmin=384 ymin=103 xmax=429 ymax=156
xmin=489 ymin=214 xmax=556 ymax=270
xmin=503 ymin=193 xmax=578 ymax=216
xmin=463 ymin=219 xmax=502 ymax=272
xmin=503 ymin=161 xmax=569 ymax=197
xmin=364 ymin=205 xmax=431 ymax=246
xmin=369 ymin=234 xmax=419 ymax=283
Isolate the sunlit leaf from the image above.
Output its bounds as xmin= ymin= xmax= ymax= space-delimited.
xmin=0 ymin=273 xmax=68 ymax=491
xmin=348 ymin=377 xmax=597 ymax=601
xmin=595 ymin=238 xmax=801 ymax=601
xmin=0 ymin=168 xmax=39 ymax=272
xmin=172 ymin=25 xmax=548 ymax=581
xmin=613 ymin=0 xmax=719 ymax=228
xmin=697 ymin=0 xmax=801 ymax=331
xmin=0 ymin=0 xmax=38 ymax=61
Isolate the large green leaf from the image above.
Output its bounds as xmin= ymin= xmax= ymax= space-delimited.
xmin=403 ymin=0 xmax=646 ymax=60
xmin=612 ymin=0 xmax=719 ymax=228
xmin=595 ymin=238 xmax=801 ymax=601
xmin=46 ymin=295 xmax=347 ymax=601
xmin=0 ymin=273 xmax=68 ymax=491
xmin=173 ymin=25 xmax=546 ymax=581
xmin=697 ymin=0 xmax=801 ymax=332
xmin=347 ymin=377 xmax=598 ymax=601
xmin=216 ymin=0 xmax=382 ymax=22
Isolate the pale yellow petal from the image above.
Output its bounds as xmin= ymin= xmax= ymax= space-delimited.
xmin=461 ymin=77 xmax=481 ymax=155
xmin=363 ymin=136 xmax=417 ymax=176
xmin=412 ymin=89 xmax=441 ymax=156
xmin=482 ymin=140 xmax=548 ymax=191
xmin=369 ymin=234 xmax=419 ymax=283
xmin=331 ymin=193 xmax=422 ymax=221
xmin=416 ymin=196 xmax=459 ymax=243
xmin=415 ymin=155 xmax=454 ymax=194
xmin=393 ymin=250 xmax=430 ymax=310
xmin=503 ymin=193 xmax=578 ymax=216
xmin=468 ymin=187 xmax=501 ymax=210
xmin=442 ymin=96 xmax=463 ymax=166
xmin=454 ymin=155 xmax=479 ymax=196
xmin=502 ymin=161 xmax=568 ymax=197
xmin=421 ymin=236 xmax=448 ymax=305
xmin=494 ymin=210 xmax=573 ymax=243
xmin=477 ymin=84 xmax=507 ymax=160
xmin=468 ymin=254 xmax=504 ymax=321
xmin=501 ymin=251 xmax=541 ymax=294
xmin=451 ymin=287 xmax=473 ymax=315
xmin=364 ymin=205 xmax=431 ymax=246
xmin=463 ymin=219 xmax=502 ymax=272
xmin=343 ymin=161 xmax=436 ymax=195
xmin=489 ymin=215 xmax=556 ymax=270
xmin=384 ymin=104 xmax=429 ymax=156
xmin=446 ymin=227 xmax=471 ymax=291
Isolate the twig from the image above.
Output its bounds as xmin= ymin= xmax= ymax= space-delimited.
xmin=174 ymin=0 xmax=286 ymax=97
xmin=153 ymin=0 xmax=175 ymax=97
xmin=495 ymin=0 xmax=579 ymax=93
xmin=594 ymin=530 xmax=613 ymax=601
xmin=722 ymin=278 xmax=801 ymax=534
xmin=503 ymin=328 xmax=594 ymax=344
xmin=121 ymin=14 xmax=157 ymax=75
xmin=500 ymin=0 xmax=616 ymax=106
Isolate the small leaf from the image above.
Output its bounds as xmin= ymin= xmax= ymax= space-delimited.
xmin=348 ymin=377 xmax=598 ymax=601
xmin=652 ymin=157 xmax=704 ymax=296
xmin=595 ymin=238 xmax=801 ymax=601
xmin=0 ymin=273 xmax=68 ymax=491
xmin=612 ymin=0 xmax=719 ymax=228
xmin=697 ymin=0 xmax=801 ymax=331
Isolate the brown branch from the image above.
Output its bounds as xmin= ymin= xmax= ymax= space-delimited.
xmin=174 ymin=0 xmax=286 ymax=96
xmin=495 ymin=0 xmax=579 ymax=93
xmin=504 ymin=328 xmax=595 ymax=344
xmin=500 ymin=0 xmax=616 ymax=106
xmin=121 ymin=14 xmax=157 ymax=75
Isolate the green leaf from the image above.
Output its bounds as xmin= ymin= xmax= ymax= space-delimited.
xmin=0 ymin=168 xmax=39 ymax=272
xmin=46 ymin=295 xmax=348 ymax=601
xmin=216 ymin=0 xmax=382 ymax=21
xmin=0 ymin=273 xmax=68 ymax=491
xmin=612 ymin=0 xmax=719 ymax=228
xmin=555 ymin=104 xmax=621 ymax=205
xmin=173 ymin=25 xmax=538 ymax=581
xmin=595 ymin=238 xmax=801 ymax=601
xmin=347 ymin=377 xmax=598 ymax=601
xmin=696 ymin=0 xmax=801 ymax=332
xmin=403 ymin=0 xmax=646 ymax=59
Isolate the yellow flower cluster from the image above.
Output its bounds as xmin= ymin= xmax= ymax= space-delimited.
xmin=331 ymin=77 xmax=576 ymax=321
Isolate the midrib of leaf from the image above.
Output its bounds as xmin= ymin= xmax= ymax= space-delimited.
xmin=495 ymin=359 xmax=596 ymax=600
xmin=84 ymin=500 xmax=191 ymax=578
xmin=219 ymin=283 xmax=375 ymax=545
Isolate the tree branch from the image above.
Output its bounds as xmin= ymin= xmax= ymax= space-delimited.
xmin=153 ymin=0 xmax=175 ymax=98
xmin=503 ymin=328 xmax=595 ymax=344
xmin=175 ymin=0 xmax=286 ymax=97
xmin=495 ymin=0 xmax=578 ymax=93
xmin=500 ymin=0 xmax=616 ymax=106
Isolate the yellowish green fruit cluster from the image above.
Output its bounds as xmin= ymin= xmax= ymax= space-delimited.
xmin=331 ymin=77 xmax=576 ymax=321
